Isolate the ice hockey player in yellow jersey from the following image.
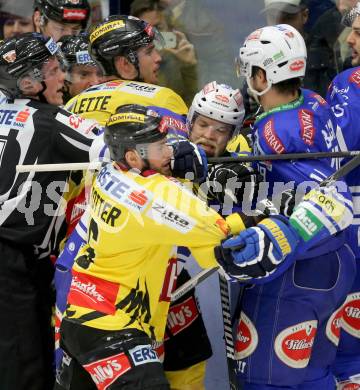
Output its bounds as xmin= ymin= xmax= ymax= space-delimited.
xmin=64 ymin=15 xmax=188 ymax=129
xmin=55 ymin=105 xmax=299 ymax=389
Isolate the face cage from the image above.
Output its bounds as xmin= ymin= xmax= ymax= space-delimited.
xmin=18 ymin=51 xmax=67 ymax=85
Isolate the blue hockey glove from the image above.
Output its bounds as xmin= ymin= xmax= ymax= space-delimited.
xmin=170 ymin=140 xmax=208 ymax=182
xmin=215 ymin=216 xmax=299 ymax=281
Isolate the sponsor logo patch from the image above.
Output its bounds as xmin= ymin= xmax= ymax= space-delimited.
xmin=310 ymin=93 xmax=326 ymax=106
xmin=45 ymin=38 xmax=58 ymax=55
xmin=289 ymin=60 xmax=305 ymax=72
xmin=247 ymin=29 xmax=262 ymax=40
xmin=298 ymin=109 xmax=315 ymax=146
xmin=349 ymin=69 xmax=360 ymax=87
xmin=63 ymin=8 xmax=87 ymax=20
xmin=128 ymin=344 xmax=159 ymax=366
xmin=203 ymin=81 xmax=216 ymax=94
xmin=3 ymin=50 xmax=16 ymax=63
xmin=68 ymin=270 xmax=119 ymax=315
xmin=147 ymin=199 xmax=195 ymax=233
xmin=152 ymin=341 xmax=164 ymax=362
xmin=338 ymin=381 xmax=360 ymax=390
xmin=83 ymin=352 xmax=131 ymax=390
xmin=235 ymin=311 xmax=258 ymax=359
xmin=263 ymin=119 xmax=285 ymax=154
xmin=233 ymin=90 xmax=243 ymax=107
xmin=274 ymin=320 xmax=317 ymax=368
xmin=166 ymin=295 xmax=199 ymax=335
xmin=326 ymin=306 xmax=343 ymax=346
xmin=215 ymin=94 xmax=230 ymax=104
xmin=342 ymin=292 xmax=360 ymax=338
xmin=90 ymin=20 xmax=125 ymax=43
xmin=119 ymin=82 xmax=158 ymax=97
xmin=76 ymin=51 xmax=92 ymax=64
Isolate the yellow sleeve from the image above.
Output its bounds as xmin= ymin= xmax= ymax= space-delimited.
xmin=226 ymin=134 xmax=251 ymax=154
xmin=89 ymin=164 xmax=229 ymax=268
xmin=160 ymin=88 xmax=188 ymax=115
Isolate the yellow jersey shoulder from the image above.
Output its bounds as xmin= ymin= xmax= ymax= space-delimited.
xmin=65 ymin=79 xmax=188 ymax=126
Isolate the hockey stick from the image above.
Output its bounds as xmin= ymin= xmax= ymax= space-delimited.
xmin=15 ymin=150 xmax=360 ymax=173
xmin=209 ymin=150 xmax=360 ymax=163
xmin=218 ymin=273 xmax=238 ymax=390
xmin=170 ymin=267 xmax=219 ymax=301
xmin=171 ymin=152 xmax=360 ymax=301
xmin=217 ymin=152 xmax=360 ymax=390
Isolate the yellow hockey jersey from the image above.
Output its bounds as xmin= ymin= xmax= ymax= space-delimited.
xmin=65 ymin=163 xmax=241 ymax=341
xmin=64 ymin=79 xmax=188 ymax=126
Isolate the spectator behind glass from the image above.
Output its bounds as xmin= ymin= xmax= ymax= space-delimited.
xmin=341 ymin=0 xmax=360 ymax=66
xmin=306 ymin=0 xmax=357 ymax=97
xmin=0 ymin=0 xmax=33 ymax=39
xmin=130 ymin=0 xmax=197 ymax=106
xmin=158 ymin=0 xmax=237 ymax=87
xmin=262 ymin=0 xmax=309 ymax=34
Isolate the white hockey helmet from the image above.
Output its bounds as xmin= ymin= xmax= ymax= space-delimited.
xmin=237 ymin=24 xmax=307 ymax=97
xmin=187 ymin=81 xmax=245 ymax=129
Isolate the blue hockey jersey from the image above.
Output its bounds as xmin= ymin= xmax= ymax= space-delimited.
xmin=253 ymin=88 xmax=351 ymax=258
xmin=327 ymin=67 xmax=360 ymax=257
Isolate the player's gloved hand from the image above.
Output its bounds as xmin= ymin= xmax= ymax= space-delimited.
xmin=205 ymin=163 xmax=260 ymax=204
xmin=252 ymin=189 xmax=296 ymax=221
xmin=279 ymin=188 xmax=296 ymax=217
xmin=170 ymin=140 xmax=207 ymax=182
xmin=289 ymin=184 xmax=353 ymax=248
xmin=214 ymin=216 xmax=299 ymax=281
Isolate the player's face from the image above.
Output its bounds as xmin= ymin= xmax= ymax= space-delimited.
xmin=42 ymin=19 xmax=82 ymax=42
xmin=146 ymin=138 xmax=173 ymax=175
xmin=347 ymin=15 xmax=360 ymax=66
xmin=42 ymin=57 xmax=66 ymax=105
xmin=3 ymin=17 xmax=33 ymax=38
xmin=190 ymin=114 xmax=233 ymax=157
xmin=68 ymin=65 xmax=104 ymax=97
xmin=137 ymin=43 xmax=162 ymax=84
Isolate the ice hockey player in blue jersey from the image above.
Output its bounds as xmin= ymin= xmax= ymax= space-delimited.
xmin=326 ymin=3 xmax=360 ymax=388
xmin=228 ymin=23 xmax=356 ymax=389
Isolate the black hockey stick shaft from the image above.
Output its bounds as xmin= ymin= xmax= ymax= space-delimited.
xmin=322 ymin=152 xmax=360 ymax=184
xmin=208 ymin=150 xmax=359 ymax=164
xmin=218 ymin=274 xmax=238 ymax=390
xmin=16 ymin=151 xmax=360 ymax=172
xmin=171 ymin=152 xmax=360 ymax=301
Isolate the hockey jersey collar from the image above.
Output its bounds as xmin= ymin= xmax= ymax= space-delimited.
xmin=255 ymin=92 xmax=304 ymax=123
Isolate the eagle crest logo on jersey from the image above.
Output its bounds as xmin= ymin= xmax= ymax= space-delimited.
xmin=326 ymin=306 xmax=343 ymax=346
xmin=341 ymin=292 xmax=360 ymax=338
xmin=274 ymin=320 xmax=317 ymax=368
xmin=234 ymin=311 xmax=258 ymax=359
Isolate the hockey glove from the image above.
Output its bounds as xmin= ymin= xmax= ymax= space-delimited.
xmin=170 ymin=140 xmax=208 ymax=182
xmin=252 ymin=189 xmax=296 ymax=221
xmin=289 ymin=184 xmax=353 ymax=248
xmin=215 ymin=216 xmax=299 ymax=281
xmin=205 ymin=163 xmax=260 ymax=205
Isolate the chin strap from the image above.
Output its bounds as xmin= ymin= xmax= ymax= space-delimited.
xmin=246 ymin=76 xmax=272 ymax=105
xmin=37 ymin=81 xmax=49 ymax=104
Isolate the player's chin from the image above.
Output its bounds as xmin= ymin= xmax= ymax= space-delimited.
xmin=352 ymin=54 xmax=360 ymax=67
xmin=161 ymin=163 xmax=172 ymax=176
xmin=199 ymin=144 xmax=215 ymax=157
